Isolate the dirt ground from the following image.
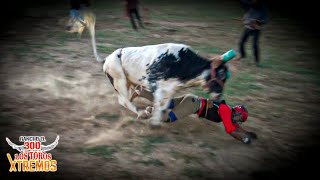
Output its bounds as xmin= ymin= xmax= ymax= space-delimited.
xmin=1 ymin=1 xmax=320 ymax=180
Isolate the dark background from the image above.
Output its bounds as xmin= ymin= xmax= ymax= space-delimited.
xmin=0 ymin=0 xmax=319 ymax=179
xmin=1 ymin=0 xmax=318 ymax=32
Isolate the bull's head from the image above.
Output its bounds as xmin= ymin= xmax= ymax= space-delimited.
xmin=204 ymin=62 xmax=230 ymax=101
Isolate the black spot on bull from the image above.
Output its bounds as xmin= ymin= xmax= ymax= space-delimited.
xmin=107 ymin=73 xmax=118 ymax=93
xmin=147 ymin=48 xmax=211 ymax=85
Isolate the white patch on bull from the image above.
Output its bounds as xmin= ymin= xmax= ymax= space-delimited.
xmin=167 ymin=44 xmax=190 ymax=61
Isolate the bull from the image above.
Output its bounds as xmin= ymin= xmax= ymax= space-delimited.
xmin=69 ymin=11 xmax=232 ymax=128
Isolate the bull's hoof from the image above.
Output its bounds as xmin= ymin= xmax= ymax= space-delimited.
xmin=145 ymin=106 xmax=154 ymax=114
xmin=138 ymin=110 xmax=152 ymax=119
xmin=137 ymin=106 xmax=154 ymax=120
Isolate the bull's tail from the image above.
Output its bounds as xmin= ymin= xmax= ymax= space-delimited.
xmin=82 ymin=11 xmax=104 ymax=63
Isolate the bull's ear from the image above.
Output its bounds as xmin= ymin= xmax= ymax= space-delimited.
xmin=228 ymin=55 xmax=241 ymax=62
xmin=209 ymin=56 xmax=223 ymax=62
xmin=226 ymin=70 xmax=231 ymax=79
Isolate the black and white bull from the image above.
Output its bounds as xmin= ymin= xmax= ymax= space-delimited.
xmin=76 ymin=12 xmax=229 ymax=127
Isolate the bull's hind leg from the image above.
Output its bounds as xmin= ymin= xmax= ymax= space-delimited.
xmin=114 ymin=78 xmax=151 ymax=119
xmin=113 ymin=78 xmax=139 ymax=115
xmin=104 ymin=52 xmax=144 ymax=118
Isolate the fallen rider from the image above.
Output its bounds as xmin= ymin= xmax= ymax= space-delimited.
xmin=132 ymin=89 xmax=257 ymax=144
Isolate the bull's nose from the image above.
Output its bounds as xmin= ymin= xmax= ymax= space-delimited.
xmin=209 ymin=92 xmax=221 ymax=101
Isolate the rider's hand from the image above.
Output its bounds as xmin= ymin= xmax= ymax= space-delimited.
xmin=241 ymin=135 xmax=251 ymax=144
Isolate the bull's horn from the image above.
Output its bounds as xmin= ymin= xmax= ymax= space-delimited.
xmin=41 ymin=135 xmax=59 ymax=152
xmin=6 ymin=137 xmax=25 ymax=153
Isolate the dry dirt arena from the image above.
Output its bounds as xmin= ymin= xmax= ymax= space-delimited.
xmin=1 ymin=1 xmax=320 ymax=180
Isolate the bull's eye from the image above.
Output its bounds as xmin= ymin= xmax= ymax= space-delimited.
xmin=217 ymin=69 xmax=226 ymax=80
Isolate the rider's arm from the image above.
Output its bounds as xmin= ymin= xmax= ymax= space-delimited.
xmin=218 ymin=104 xmax=252 ymax=144
xmin=218 ymin=103 xmax=237 ymax=133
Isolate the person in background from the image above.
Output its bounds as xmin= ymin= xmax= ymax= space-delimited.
xmin=125 ymin=0 xmax=144 ymax=30
xmin=65 ymin=0 xmax=90 ymax=31
xmin=235 ymin=0 xmax=268 ymax=67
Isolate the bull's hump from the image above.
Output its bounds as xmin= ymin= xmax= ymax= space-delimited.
xmin=147 ymin=46 xmax=210 ymax=83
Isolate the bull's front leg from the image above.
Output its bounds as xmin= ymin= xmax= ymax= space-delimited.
xmin=150 ymin=81 xmax=178 ymax=128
